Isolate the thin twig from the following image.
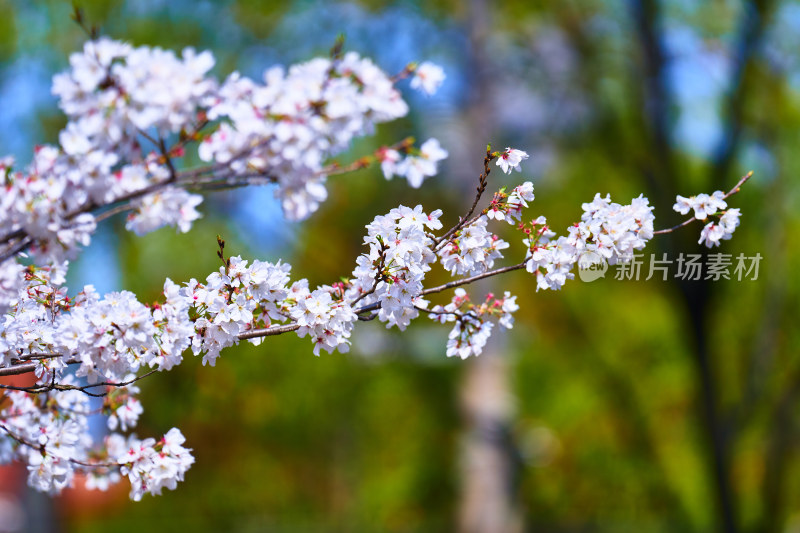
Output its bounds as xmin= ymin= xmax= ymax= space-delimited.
xmin=351 ymin=241 xmax=389 ymax=306
xmin=420 ymin=262 xmax=527 ymax=296
xmin=0 ymin=423 xmax=118 ymax=469
xmin=0 ymin=237 xmax=31 ymax=265
xmin=433 ymin=147 xmax=494 ymax=250
xmin=158 ymin=137 xmax=178 ymax=183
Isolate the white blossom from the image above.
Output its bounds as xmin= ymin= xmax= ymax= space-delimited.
xmin=346 ymin=205 xmax=440 ymax=330
xmin=673 ymin=191 xmax=727 ymax=220
xmin=699 ymin=208 xmax=741 ymax=247
xmin=525 ymin=194 xmax=654 ymax=290
xmin=496 ymin=148 xmax=529 ymax=174
xmin=410 ymin=61 xmax=446 ymax=95
xmin=486 ymin=181 xmax=535 ymax=224
xmin=428 ymin=289 xmax=518 ymax=359
xmin=438 ymin=216 xmax=509 ymax=276
xmin=126 ymin=187 xmax=203 ymax=236
xmin=395 ymin=138 xmax=449 ymax=188
xmin=114 ymin=428 xmax=194 ymax=501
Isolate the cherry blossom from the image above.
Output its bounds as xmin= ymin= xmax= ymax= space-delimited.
xmin=0 ymin=32 xmax=754 ymax=503
xmin=673 ymin=191 xmax=727 ymax=220
xmin=346 ymin=205 xmax=441 ymax=330
xmin=115 ymin=428 xmax=194 ymax=501
xmin=699 ymin=208 xmax=741 ymax=248
xmin=0 ymin=37 xmax=443 ymax=272
xmin=672 ymin=187 xmax=744 ymax=247
xmin=198 ymin=51 xmax=415 ymax=220
xmin=496 ymin=147 xmax=529 ymax=174
xmin=486 ymin=181 xmax=535 ymax=223
xmin=410 ymin=61 xmax=446 ymax=95
xmin=525 ymin=194 xmax=655 ymax=290
xmin=438 ymin=216 xmax=510 ymax=276
xmin=428 ymin=289 xmax=519 ymax=359
xmin=395 ymin=138 xmax=449 ymax=187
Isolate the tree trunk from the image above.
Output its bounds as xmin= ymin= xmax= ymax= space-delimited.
xmin=455 ymin=1 xmax=522 ymax=531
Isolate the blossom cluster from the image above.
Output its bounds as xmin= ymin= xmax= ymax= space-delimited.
xmin=0 ymin=262 xmax=69 ymax=371
xmin=0 ymin=27 xmax=754 ymax=507
xmin=0 ymin=255 xmax=360 ymax=498
xmin=486 ymin=181 xmax=536 ymax=224
xmin=438 ymin=216 xmax=510 ymax=276
xmin=186 ymin=256 xmax=359 ymax=362
xmin=377 ymin=138 xmax=449 ymax=187
xmin=187 ymin=257 xmax=292 ymax=366
xmin=346 ymin=205 xmax=442 ymax=330
xmin=1 ymin=384 xmax=92 ymax=494
xmin=289 ymin=283 xmax=358 ymax=356
xmin=0 ymin=258 xmax=25 ymax=315
xmin=525 ymin=194 xmax=655 ymax=290
xmin=428 ymin=289 xmax=519 ymax=359
xmin=0 ymin=36 xmax=445 ymax=272
xmin=54 ymin=39 xmax=215 ymax=150
xmin=4 ymin=37 xmax=218 ymax=264
xmin=0 ymin=381 xmax=192 ymax=501
xmin=199 ymin=52 xmax=444 ymax=219
xmin=125 ymin=175 xmax=203 ymax=236
xmin=0 ymin=150 xmax=99 ymax=265
xmin=673 ymin=191 xmax=741 ymax=247
xmin=105 ymin=380 xmax=144 ymax=432
xmin=113 ymin=428 xmax=194 ymax=501
xmin=0 ymin=265 xmax=193 ymax=384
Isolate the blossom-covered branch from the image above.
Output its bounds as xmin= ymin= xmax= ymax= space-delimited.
xmin=653 ymin=170 xmax=752 ymax=246
xmin=0 ymin=33 xmax=752 ymax=503
xmin=0 ymin=37 xmax=448 ymax=268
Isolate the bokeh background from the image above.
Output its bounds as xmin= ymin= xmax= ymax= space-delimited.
xmin=0 ymin=0 xmax=797 ymax=531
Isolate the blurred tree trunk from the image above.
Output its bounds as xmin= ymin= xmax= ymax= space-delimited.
xmin=455 ymin=1 xmax=522 ymax=532
xmin=629 ymin=0 xmax=738 ymax=529
xmin=459 ymin=351 xmax=522 ymax=533
xmin=630 ymin=1 xmax=775 ymax=531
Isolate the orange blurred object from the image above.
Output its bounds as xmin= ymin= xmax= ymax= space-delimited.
xmin=0 ymin=374 xmax=33 ymax=532
xmin=0 ymin=371 xmax=129 ymax=530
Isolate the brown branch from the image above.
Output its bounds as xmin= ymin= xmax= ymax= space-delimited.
xmin=0 ymin=237 xmax=31 ymax=265
xmin=420 ymin=262 xmax=527 ymax=296
xmin=433 ymin=147 xmax=494 ymax=250
xmin=238 ymin=323 xmax=300 ymax=340
xmin=0 ymin=361 xmax=47 ymax=377
xmin=158 ymin=137 xmax=178 ymax=183
xmin=351 ymin=241 xmax=389 ymax=306
xmin=0 ymin=422 xmax=42 ymax=451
